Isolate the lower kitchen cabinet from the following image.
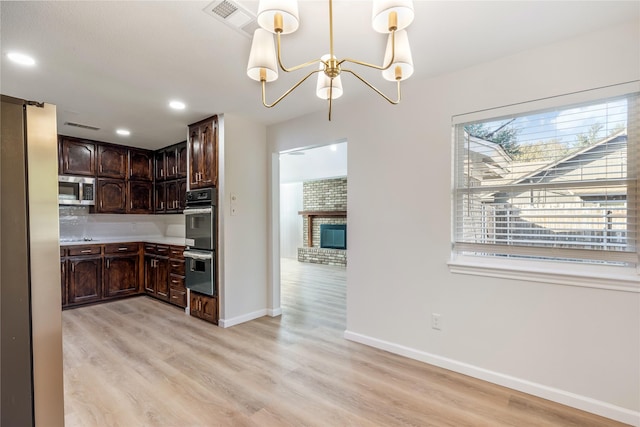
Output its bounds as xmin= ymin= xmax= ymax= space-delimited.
xmin=103 ymin=243 xmax=140 ymax=298
xmin=144 ymin=244 xmax=170 ymax=302
xmin=168 ymin=245 xmax=187 ymax=308
xmin=190 ymin=291 xmax=217 ymax=324
xmin=67 ymin=255 xmax=102 ymax=306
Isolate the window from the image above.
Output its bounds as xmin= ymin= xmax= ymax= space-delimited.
xmin=452 ymin=91 xmax=639 ymax=273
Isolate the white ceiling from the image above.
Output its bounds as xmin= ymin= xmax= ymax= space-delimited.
xmin=1 ymin=1 xmax=638 ymax=150
xmin=280 ymin=141 xmax=348 ymax=183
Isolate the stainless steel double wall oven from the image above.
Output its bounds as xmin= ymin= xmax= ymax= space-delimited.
xmin=183 ymin=188 xmax=216 ymax=296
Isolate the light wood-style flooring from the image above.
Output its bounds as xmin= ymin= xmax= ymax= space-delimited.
xmin=62 ymin=259 xmax=628 ymax=426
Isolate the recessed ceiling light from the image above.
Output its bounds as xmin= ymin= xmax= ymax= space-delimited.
xmin=330 ymin=144 xmax=337 ymax=152
xmin=169 ymin=100 xmax=186 ymax=110
xmin=7 ymin=52 xmax=35 ymax=66
xmin=116 ymin=129 xmax=130 ymax=136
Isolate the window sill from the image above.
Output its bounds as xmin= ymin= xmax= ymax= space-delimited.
xmin=448 ymin=256 xmax=640 ymax=293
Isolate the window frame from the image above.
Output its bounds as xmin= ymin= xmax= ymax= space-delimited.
xmin=449 ymin=81 xmax=640 ymax=293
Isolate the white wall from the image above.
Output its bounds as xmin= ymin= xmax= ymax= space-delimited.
xmin=279 ymin=182 xmax=303 ymax=259
xmin=267 ymin=21 xmax=640 ymax=424
xmin=219 ymin=114 xmax=269 ymax=326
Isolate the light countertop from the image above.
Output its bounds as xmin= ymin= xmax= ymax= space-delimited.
xmin=59 ymin=236 xmax=186 ymax=247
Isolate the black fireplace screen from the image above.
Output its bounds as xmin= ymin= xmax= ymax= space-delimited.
xmin=320 ymin=224 xmax=347 ymax=249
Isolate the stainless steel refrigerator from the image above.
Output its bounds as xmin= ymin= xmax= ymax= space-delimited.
xmin=1 ymin=95 xmax=65 ymax=426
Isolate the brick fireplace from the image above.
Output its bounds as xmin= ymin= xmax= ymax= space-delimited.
xmin=297 ymin=177 xmax=347 ymax=266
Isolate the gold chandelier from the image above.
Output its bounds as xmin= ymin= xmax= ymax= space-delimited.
xmin=246 ymin=0 xmax=415 ymax=121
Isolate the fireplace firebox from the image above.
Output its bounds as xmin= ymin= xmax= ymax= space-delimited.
xmin=320 ymin=224 xmax=347 ymax=250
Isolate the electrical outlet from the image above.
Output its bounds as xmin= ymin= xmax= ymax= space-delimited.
xmin=431 ymin=313 xmax=442 ymax=331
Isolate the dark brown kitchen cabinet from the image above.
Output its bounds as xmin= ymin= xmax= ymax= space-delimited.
xmin=166 ymin=180 xmax=179 ymax=213
xmin=177 ymin=143 xmax=187 ymax=177
xmin=168 ymin=245 xmax=186 ymax=308
xmin=127 ymin=181 xmax=153 ymax=213
xmin=144 ymin=244 xmax=169 ymax=301
xmin=59 ymin=136 xmax=96 ymax=176
xmin=188 ymin=116 xmax=218 ymax=189
xmin=97 ymin=144 xmax=127 ymax=179
xmin=128 ymin=149 xmax=153 ymax=181
xmin=178 ymin=179 xmax=187 ymax=210
xmin=190 ymin=291 xmax=217 ymax=324
xmin=154 ymin=151 xmax=166 ymax=181
xmin=96 ymin=178 xmax=127 ymax=213
xmin=67 ymin=255 xmax=102 ymax=306
xmin=60 ymin=257 xmax=67 ymax=307
xmin=154 ymin=182 xmax=166 ymax=212
xmin=103 ymin=243 xmax=140 ymax=299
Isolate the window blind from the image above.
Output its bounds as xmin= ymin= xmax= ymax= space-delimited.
xmin=453 ymin=92 xmax=639 ymax=266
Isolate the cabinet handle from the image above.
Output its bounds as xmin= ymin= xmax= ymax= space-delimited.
xmin=100 ymin=200 xmax=103 ymax=209
xmin=161 ymin=202 xmax=164 ymax=209
xmin=71 ymin=263 xmax=75 ymax=272
xmin=118 ymin=247 xmax=128 ymax=251
xmin=173 ymin=166 xmax=176 ymax=175
xmin=107 ymin=259 xmax=110 ymax=268
xmin=81 ymin=249 xmax=92 ymax=253
xmin=130 ymin=168 xmax=133 ymax=177
xmin=130 ymin=201 xmax=133 ymax=209
xmin=100 ymin=164 xmax=103 ymax=172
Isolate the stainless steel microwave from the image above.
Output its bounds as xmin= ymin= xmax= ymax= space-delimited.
xmin=58 ymin=175 xmax=95 ymax=205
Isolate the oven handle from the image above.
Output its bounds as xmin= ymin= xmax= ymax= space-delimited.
xmin=183 ymin=250 xmax=213 ymax=261
xmin=184 ymin=207 xmax=212 ymax=215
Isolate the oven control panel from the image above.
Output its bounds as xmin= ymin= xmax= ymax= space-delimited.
xmin=186 ymin=188 xmax=216 ymax=206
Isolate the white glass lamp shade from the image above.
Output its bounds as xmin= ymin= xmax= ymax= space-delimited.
xmin=316 ymin=55 xmax=343 ymax=100
xmin=257 ymin=0 xmax=299 ymax=34
xmin=247 ymin=29 xmax=279 ymax=82
xmin=382 ymin=30 xmax=413 ymax=81
xmin=372 ymin=0 xmax=414 ymax=33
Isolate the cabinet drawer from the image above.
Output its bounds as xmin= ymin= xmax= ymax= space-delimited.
xmin=67 ymin=245 xmax=101 ymax=256
xmin=155 ymin=245 xmax=170 ymax=256
xmin=60 ymin=247 xmax=67 ymax=257
xmin=169 ymin=274 xmax=185 ymax=289
xmin=169 ymin=288 xmax=187 ymax=308
xmin=144 ymin=243 xmax=156 ymax=254
xmin=169 ymin=246 xmax=185 ymax=259
xmin=104 ymin=242 xmax=139 ymax=254
xmin=169 ymin=260 xmax=185 ymax=276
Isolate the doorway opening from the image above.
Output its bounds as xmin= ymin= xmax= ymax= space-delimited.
xmin=277 ymin=141 xmax=348 ymax=322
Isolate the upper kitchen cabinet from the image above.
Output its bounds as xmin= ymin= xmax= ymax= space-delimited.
xmin=127 ymin=181 xmax=153 ymax=214
xmin=97 ymin=144 xmax=127 ymax=179
xmin=128 ymin=149 xmax=153 ymax=181
xmin=59 ymin=136 xmax=96 ymax=176
xmin=96 ymin=179 xmax=127 ymax=213
xmin=188 ymin=116 xmax=218 ymax=190
xmin=155 ymin=141 xmax=187 ymax=182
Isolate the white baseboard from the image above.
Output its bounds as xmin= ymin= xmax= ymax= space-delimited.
xmin=219 ymin=309 xmax=267 ymax=328
xmin=267 ymin=307 xmax=282 ymax=317
xmin=343 ymin=330 xmax=640 ymax=427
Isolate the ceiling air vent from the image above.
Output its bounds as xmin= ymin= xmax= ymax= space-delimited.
xmin=64 ymin=121 xmax=100 ymax=131
xmin=203 ymin=0 xmax=257 ymax=39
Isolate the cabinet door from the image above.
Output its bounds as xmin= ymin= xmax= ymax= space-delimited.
xmin=165 ymin=180 xmax=179 ymax=212
xmin=60 ymin=259 xmax=67 ymax=307
xmin=200 ymin=117 xmax=218 ymax=188
xmin=97 ymin=179 xmax=126 ymax=213
xmin=188 ymin=126 xmax=202 ymax=189
xmin=68 ymin=256 xmax=102 ymax=305
xmin=129 ymin=149 xmax=153 ymax=181
xmin=154 ymin=151 xmax=165 ymax=181
xmin=128 ymin=181 xmax=153 ymax=214
xmin=98 ymin=144 xmax=127 ymax=178
xmin=165 ymin=148 xmax=178 ymax=179
xmin=201 ymin=295 xmax=217 ymax=323
xmin=177 ymin=142 xmax=187 ymax=178
xmin=144 ymin=255 xmax=156 ymax=295
xmin=104 ymin=255 xmax=139 ymax=298
xmin=154 ymin=182 xmax=166 ymax=213
xmin=155 ymin=257 xmax=170 ymax=301
xmin=189 ymin=294 xmax=200 ymax=318
xmin=178 ymin=179 xmax=187 ymax=211
xmin=61 ymin=138 xmax=96 ymax=176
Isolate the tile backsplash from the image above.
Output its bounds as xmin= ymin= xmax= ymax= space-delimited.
xmin=59 ymin=206 xmax=185 ymax=241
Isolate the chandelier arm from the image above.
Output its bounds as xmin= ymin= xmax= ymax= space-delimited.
xmin=261 ymin=69 xmax=323 ymax=108
xmin=342 ymin=69 xmax=402 ymax=105
xmin=338 ymin=30 xmax=396 ymax=71
xmin=276 ymin=32 xmax=325 ymax=73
